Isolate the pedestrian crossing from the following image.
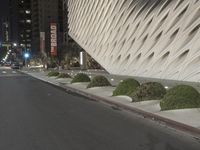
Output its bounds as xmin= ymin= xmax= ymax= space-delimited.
xmin=1 ymin=71 xmax=17 ymax=74
xmin=0 ymin=70 xmax=24 ymax=77
xmin=0 ymin=66 xmax=28 ymax=77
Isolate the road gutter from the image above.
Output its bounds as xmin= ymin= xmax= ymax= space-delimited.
xmin=22 ymin=71 xmax=200 ymax=138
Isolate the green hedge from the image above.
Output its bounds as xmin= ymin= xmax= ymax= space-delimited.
xmin=113 ymin=78 xmax=140 ymax=96
xmin=87 ymin=75 xmax=111 ymax=88
xmin=131 ymin=82 xmax=166 ymax=102
xmin=47 ymin=71 xmax=60 ymax=77
xmin=71 ymin=73 xmax=91 ymax=83
xmin=57 ymin=73 xmax=71 ymax=78
xmin=160 ymin=85 xmax=200 ymax=110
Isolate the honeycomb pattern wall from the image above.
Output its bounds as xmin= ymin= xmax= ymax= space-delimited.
xmin=68 ymin=0 xmax=200 ymax=82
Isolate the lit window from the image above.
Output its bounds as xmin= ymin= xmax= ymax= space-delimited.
xmin=26 ymin=20 xmax=31 ymax=23
xmin=25 ymin=10 xmax=31 ymax=14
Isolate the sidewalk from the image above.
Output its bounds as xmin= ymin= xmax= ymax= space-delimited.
xmin=21 ymin=68 xmax=200 ymax=137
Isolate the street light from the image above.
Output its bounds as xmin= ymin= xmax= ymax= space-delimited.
xmin=24 ymin=52 xmax=30 ymax=67
xmin=13 ymin=43 xmax=17 ymax=47
xmin=24 ymin=53 xmax=30 ymax=58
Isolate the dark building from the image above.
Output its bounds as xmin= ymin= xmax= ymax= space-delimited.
xmin=18 ymin=0 xmax=32 ymax=52
xmin=63 ymin=0 xmax=77 ymax=44
xmin=31 ymin=0 xmax=63 ymax=58
xmin=63 ymin=0 xmax=75 ymax=45
xmin=63 ymin=0 xmax=68 ymax=45
xmin=0 ymin=17 xmax=11 ymax=60
xmin=9 ymin=0 xmax=32 ymax=52
xmin=2 ymin=17 xmax=10 ymax=43
xmin=9 ymin=0 xmax=18 ymax=43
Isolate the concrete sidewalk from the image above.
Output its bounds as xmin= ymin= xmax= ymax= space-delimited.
xmin=21 ymin=68 xmax=200 ymax=137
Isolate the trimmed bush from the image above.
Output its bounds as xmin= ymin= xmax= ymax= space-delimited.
xmin=160 ymin=85 xmax=200 ymax=110
xmin=71 ymin=73 xmax=91 ymax=83
xmin=47 ymin=71 xmax=60 ymax=77
xmin=131 ymin=82 xmax=166 ymax=102
xmin=57 ymin=73 xmax=71 ymax=78
xmin=113 ymin=78 xmax=140 ymax=96
xmin=87 ymin=75 xmax=111 ymax=88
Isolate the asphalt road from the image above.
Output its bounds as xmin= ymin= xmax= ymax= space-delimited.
xmin=0 ymin=67 xmax=200 ymax=150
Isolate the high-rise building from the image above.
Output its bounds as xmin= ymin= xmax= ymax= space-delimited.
xmin=2 ymin=17 xmax=10 ymax=43
xmin=9 ymin=0 xmax=32 ymax=52
xmin=63 ymin=0 xmax=68 ymax=45
xmin=0 ymin=17 xmax=11 ymax=59
xmin=18 ymin=0 xmax=32 ymax=52
xmin=31 ymin=0 xmax=63 ymax=57
xmin=9 ymin=0 xmax=18 ymax=43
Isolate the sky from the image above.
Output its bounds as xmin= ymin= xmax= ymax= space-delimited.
xmin=0 ymin=0 xmax=9 ymax=41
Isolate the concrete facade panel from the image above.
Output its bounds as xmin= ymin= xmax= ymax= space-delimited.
xmin=68 ymin=0 xmax=200 ymax=82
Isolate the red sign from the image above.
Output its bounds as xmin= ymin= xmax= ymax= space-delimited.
xmin=50 ymin=23 xmax=57 ymax=56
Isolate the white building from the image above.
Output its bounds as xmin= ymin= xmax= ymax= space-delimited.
xmin=68 ymin=0 xmax=200 ymax=82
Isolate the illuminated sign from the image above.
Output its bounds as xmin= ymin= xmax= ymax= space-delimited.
xmin=50 ymin=23 xmax=57 ymax=56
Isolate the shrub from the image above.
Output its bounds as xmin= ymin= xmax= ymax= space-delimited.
xmin=57 ymin=73 xmax=71 ymax=78
xmin=160 ymin=85 xmax=200 ymax=110
xmin=113 ymin=78 xmax=140 ymax=96
xmin=47 ymin=57 xmax=59 ymax=68
xmin=71 ymin=73 xmax=91 ymax=83
xmin=87 ymin=75 xmax=111 ymax=88
xmin=131 ymin=82 xmax=166 ymax=102
xmin=47 ymin=71 xmax=60 ymax=77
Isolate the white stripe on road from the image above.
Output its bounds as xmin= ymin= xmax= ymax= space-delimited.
xmin=12 ymin=71 xmax=17 ymax=74
xmin=2 ymin=71 xmax=7 ymax=74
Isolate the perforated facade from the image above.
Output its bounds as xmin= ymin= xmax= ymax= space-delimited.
xmin=68 ymin=0 xmax=200 ymax=82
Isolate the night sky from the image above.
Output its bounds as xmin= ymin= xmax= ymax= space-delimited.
xmin=0 ymin=0 xmax=9 ymax=41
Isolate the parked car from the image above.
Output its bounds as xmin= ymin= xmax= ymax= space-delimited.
xmin=4 ymin=62 xmax=11 ymax=67
xmin=11 ymin=62 xmax=20 ymax=69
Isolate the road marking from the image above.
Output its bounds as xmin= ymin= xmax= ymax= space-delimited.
xmin=2 ymin=71 xmax=7 ymax=74
xmin=12 ymin=71 xmax=17 ymax=74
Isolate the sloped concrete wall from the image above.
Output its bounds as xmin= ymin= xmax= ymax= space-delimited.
xmin=68 ymin=0 xmax=200 ymax=82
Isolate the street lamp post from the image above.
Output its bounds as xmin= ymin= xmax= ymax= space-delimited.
xmin=24 ymin=52 xmax=30 ymax=67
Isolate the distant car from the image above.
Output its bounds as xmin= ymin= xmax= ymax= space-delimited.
xmin=11 ymin=62 xmax=20 ymax=69
xmin=4 ymin=62 xmax=11 ymax=67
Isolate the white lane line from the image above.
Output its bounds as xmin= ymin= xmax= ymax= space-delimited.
xmin=2 ymin=71 xmax=7 ymax=74
xmin=12 ymin=71 xmax=17 ymax=74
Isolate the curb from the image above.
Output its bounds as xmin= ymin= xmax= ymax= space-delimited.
xmin=21 ymin=71 xmax=200 ymax=138
xmin=64 ymin=85 xmax=200 ymax=138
